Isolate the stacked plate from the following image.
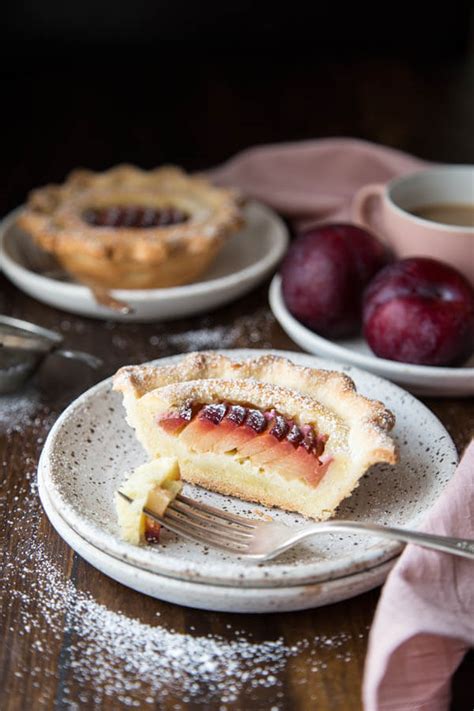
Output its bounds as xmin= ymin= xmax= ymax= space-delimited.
xmin=38 ymin=350 xmax=457 ymax=613
xmin=0 ymin=202 xmax=288 ymax=322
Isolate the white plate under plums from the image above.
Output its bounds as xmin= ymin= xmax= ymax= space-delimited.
xmin=269 ymin=276 xmax=474 ymax=397
xmin=38 ymin=349 xmax=457 ymax=612
xmin=0 ymin=202 xmax=288 ymax=322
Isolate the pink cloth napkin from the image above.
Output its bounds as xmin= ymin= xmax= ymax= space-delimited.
xmin=364 ymin=440 xmax=474 ymax=711
xmin=210 ymin=138 xmax=472 ymax=710
xmin=209 ymin=137 xmax=427 ymax=229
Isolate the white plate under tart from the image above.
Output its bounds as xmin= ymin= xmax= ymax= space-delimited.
xmin=269 ymin=275 xmax=474 ymax=398
xmin=38 ymin=473 xmax=396 ymax=613
xmin=38 ymin=349 xmax=457 ymax=596
xmin=0 ymin=202 xmax=288 ymax=322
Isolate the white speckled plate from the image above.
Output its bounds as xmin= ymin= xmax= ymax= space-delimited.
xmin=269 ymin=275 xmax=474 ymax=397
xmin=0 ymin=202 xmax=288 ymax=322
xmin=38 ymin=473 xmax=396 ymax=612
xmin=38 ymin=349 xmax=458 ymax=592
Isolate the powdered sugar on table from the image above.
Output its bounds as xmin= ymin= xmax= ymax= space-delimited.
xmin=2 ymin=471 xmax=355 ymax=709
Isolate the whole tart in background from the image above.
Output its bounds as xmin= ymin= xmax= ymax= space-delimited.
xmin=17 ymin=165 xmax=244 ymax=289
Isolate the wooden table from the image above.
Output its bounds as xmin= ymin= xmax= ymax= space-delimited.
xmin=1 ymin=50 xmax=473 ymax=710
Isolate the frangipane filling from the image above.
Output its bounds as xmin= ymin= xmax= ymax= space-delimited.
xmin=157 ymin=401 xmax=332 ymax=487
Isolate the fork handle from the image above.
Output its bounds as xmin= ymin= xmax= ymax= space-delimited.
xmin=298 ymin=521 xmax=474 ymax=560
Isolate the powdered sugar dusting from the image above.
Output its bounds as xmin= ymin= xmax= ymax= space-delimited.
xmin=2 ymin=472 xmax=355 ymax=709
xmin=148 ymin=308 xmax=275 ymax=352
xmin=0 ymin=386 xmax=54 ymax=436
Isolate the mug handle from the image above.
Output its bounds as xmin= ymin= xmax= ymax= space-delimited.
xmin=351 ymin=183 xmax=390 ymax=245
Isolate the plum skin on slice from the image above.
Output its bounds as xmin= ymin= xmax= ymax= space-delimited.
xmin=157 ymin=401 xmax=330 ymax=486
xmin=144 ymin=518 xmax=161 ymax=543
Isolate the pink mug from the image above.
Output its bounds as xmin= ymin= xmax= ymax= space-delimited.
xmin=351 ymin=166 xmax=474 ymax=284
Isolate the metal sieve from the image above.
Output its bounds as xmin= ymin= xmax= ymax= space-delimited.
xmin=0 ymin=315 xmax=102 ymax=393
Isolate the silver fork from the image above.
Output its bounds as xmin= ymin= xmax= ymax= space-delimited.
xmin=117 ymin=491 xmax=474 ymax=561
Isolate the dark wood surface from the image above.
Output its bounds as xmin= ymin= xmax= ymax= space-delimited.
xmin=1 ymin=48 xmax=473 ymax=711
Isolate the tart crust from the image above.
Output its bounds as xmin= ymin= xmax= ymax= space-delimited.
xmin=113 ymin=352 xmax=397 ymax=520
xmin=18 ymin=165 xmax=243 ymax=289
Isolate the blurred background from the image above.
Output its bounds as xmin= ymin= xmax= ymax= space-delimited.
xmin=1 ymin=1 xmax=473 ymax=211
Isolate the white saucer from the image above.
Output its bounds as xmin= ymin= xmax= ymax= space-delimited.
xmin=38 ymin=349 xmax=457 ymax=609
xmin=269 ymin=276 xmax=474 ymax=397
xmin=0 ymin=202 xmax=288 ymax=322
xmin=38 ymin=471 xmax=396 ymax=613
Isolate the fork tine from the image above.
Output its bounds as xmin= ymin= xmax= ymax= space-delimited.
xmin=118 ymin=490 xmax=251 ymax=553
xmin=175 ymin=493 xmax=258 ymax=529
xmin=165 ymin=506 xmax=253 ymax=543
xmin=159 ymin=509 xmax=249 ymax=552
xmin=170 ymin=499 xmax=255 ymax=537
xmin=140 ymin=504 xmax=248 ymax=552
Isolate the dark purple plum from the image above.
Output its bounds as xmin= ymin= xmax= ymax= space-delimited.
xmin=281 ymin=224 xmax=389 ymax=338
xmin=363 ymin=257 xmax=474 ymax=366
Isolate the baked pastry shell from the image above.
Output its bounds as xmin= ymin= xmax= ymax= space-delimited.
xmin=18 ymin=165 xmax=244 ymax=289
xmin=113 ymin=353 xmax=398 ymax=520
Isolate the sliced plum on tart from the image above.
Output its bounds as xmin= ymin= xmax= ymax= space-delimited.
xmin=158 ymin=400 xmax=331 ymax=487
xmin=113 ymin=353 xmax=397 ymax=521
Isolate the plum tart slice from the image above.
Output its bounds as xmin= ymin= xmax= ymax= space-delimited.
xmin=113 ymin=353 xmax=397 ymax=520
xmin=18 ymin=165 xmax=243 ymax=289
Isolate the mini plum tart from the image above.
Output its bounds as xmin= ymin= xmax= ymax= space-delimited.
xmin=18 ymin=165 xmax=243 ymax=289
xmin=113 ymin=353 xmax=397 ymax=521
